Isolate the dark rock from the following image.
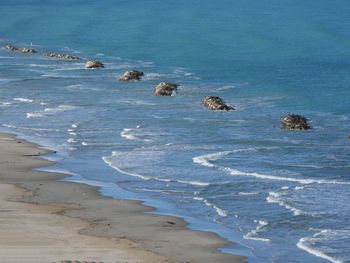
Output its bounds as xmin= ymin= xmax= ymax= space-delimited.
xmin=5 ymin=45 xmax=36 ymax=53
xmin=202 ymin=96 xmax=234 ymax=111
xmin=281 ymin=114 xmax=311 ymax=130
xmin=45 ymin=53 xmax=80 ymax=60
xmin=85 ymin=60 xmax=104 ymax=69
xmin=154 ymin=82 xmax=178 ymax=96
xmin=119 ymin=70 xmax=144 ymax=81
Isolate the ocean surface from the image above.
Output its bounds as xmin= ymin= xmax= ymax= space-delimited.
xmin=1 ymin=0 xmax=350 ymax=262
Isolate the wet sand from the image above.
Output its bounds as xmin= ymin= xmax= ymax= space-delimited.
xmin=0 ymin=132 xmax=246 ymax=263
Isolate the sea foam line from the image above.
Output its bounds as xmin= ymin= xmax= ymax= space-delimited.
xmin=193 ymin=149 xmax=350 ymax=186
xmin=266 ymin=191 xmax=304 ymax=216
xmin=243 ymin=220 xmax=271 ymax=242
xmin=102 ymin=155 xmax=209 ymax=187
xmin=13 ymin=97 xmax=33 ymax=103
xmin=193 ymin=196 xmax=228 ymax=217
xmin=26 ymin=105 xmax=78 ymax=118
xmin=297 ymin=234 xmax=342 ymax=263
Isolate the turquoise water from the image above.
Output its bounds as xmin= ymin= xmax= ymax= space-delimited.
xmin=1 ymin=1 xmax=350 ymax=262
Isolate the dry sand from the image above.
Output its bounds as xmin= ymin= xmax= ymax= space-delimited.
xmin=0 ymin=132 xmax=246 ymax=263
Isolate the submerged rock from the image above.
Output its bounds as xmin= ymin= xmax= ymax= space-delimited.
xmin=202 ymin=96 xmax=234 ymax=111
xmin=281 ymin=114 xmax=311 ymax=130
xmin=85 ymin=60 xmax=104 ymax=69
xmin=119 ymin=70 xmax=144 ymax=81
xmin=45 ymin=53 xmax=80 ymax=60
xmin=5 ymin=45 xmax=36 ymax=53
xmin=154 ymin=82 xmax=178 ymax=96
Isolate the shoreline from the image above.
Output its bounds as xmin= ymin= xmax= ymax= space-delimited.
xmin=0 ymin=132 xmax=246 ymax=263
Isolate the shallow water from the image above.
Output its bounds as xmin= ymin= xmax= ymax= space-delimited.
xmin=1 ymin=1 xmax=350 ymax=262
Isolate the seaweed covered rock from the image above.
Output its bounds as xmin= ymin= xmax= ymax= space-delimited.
xmin=202 ymin=96 xmax=234 ymax=111
xmin=119 ymin=70 xmax=144 ymax=81
xmin=281 ymin=114 xmax=311 ymax=130
xmin=5 ymin=45 xmax=36 ymax=53
xmin=154 ymin=82 xmax=178 ymax=96
xmin=45 ymin=53 xmax=80 ymax=60
xmin=85 ymin=60 xmax=104 ymax=69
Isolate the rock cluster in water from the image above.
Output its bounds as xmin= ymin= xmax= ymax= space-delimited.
xmin=5 ymin=45 xmax=36 ymax=53
xmin=85 ymin=60 xmax=104 ymax=69
xmin=281 ymin=114 xmax=311 ymax=130
xmin=154 ymin=82 xmax=178 ymax=96
xmin=45 ymin=53 xmax=80 ymax=60
xmin=119 ymin=70 xmax=144 ymax=81
xmin=4 ymin=41 xmax=320 ymax=133
xmin=202 ymin=96 xmax=234 ymax=111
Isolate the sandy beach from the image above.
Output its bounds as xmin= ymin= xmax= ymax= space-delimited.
xmin=0 ymin=132 xmax=245 ymax=263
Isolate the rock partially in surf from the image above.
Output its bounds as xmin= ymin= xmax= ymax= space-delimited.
xmin=5 ymin=45 xmax=36 ymax=53
xmin=119 ymin=70 xmax=144 ymax=81
xmin=85 ymin=60 xmax=104 ymax=69
xmin=45 ymin=53 xmax=80 ymax=60
xmin=202 ymin=96 xmax=234 ymax=111
xmin=281 ymin=114 xmax=311 ymax=130
xmin=154 ymin=82 xmax=178 ymax=96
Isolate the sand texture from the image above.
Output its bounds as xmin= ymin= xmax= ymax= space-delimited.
xmin=0 ymin=133 xmax=245 ymax=263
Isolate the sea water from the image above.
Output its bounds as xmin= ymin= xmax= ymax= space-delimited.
xmin=0 ymin=1 xmax=350 ymax=262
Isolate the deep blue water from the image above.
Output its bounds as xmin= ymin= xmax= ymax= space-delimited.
xmin=1 ymin=1 xmax=350 ymax=262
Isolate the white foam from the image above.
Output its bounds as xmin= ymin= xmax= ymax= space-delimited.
xmin=244 ymin=220 xmax=271 ymax=242
xmin=13 ymin=97 xmax=33 ymax=103
xmin=26 ymin=105 xmax=78 ymax=118
xmin=238 ymin=192 xmax=260 ymax=196
xmin=193 ymin=148 xmax=350 ymax=186
xmin=216 ymin=85 xmax=237 ymax=91
xmin=26 ymin=112 xmax=44 ymax=118
xmin=120 ymin=128 xmax=139 ymax=141
xmin=102 ymin=155 xmax=209 ymax=187
xmin=203 ymin=199 xmax=228 ymax=217
xmin=193 ymin=148 xmax=258 ymax=167
xmin=3 ymin=124 xmax=16 ymax=129
xmin=44 ymin=105 xmax=78 ymax=112
xmin=223 ymin=166 xmax=323 ymax=185
xmin=120 ymin=127 xmax=152 ymax=142
xmin=193 ymin=150 xmax=246 ymax=168
xmin=102 ymin=156 xmax=152 ymax=180
xmin=243 ymin=234 xmax=271 ymax=242
xmin=193 ymin=197 xmax=227 ymax=217
xmin=297 ymin=235 xmax=342 ymax=263
xmin=266 ymin=191 xmax=303 ymax=216
xmin=177 ymin=179 xmax=209 ymax=186
xmin=1 ymin=102 xmax=13 ymax=107
xmin=67 ymin=138 xmax=76 ymax=143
